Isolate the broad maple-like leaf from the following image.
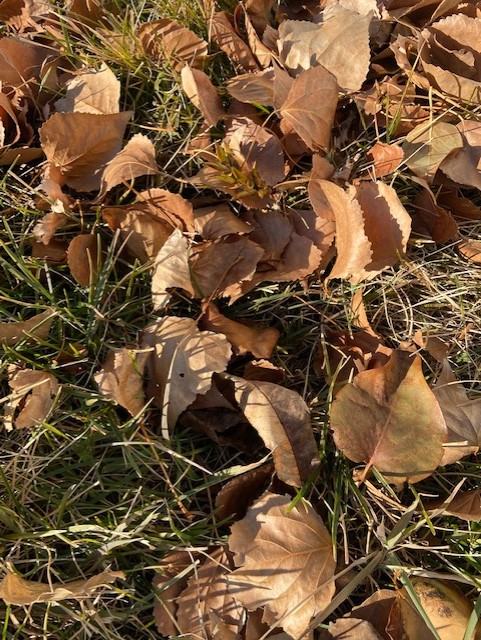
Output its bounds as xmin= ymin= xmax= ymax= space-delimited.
xmin=54 ymin=64 xmax=120 ymax=115
xmin=94 ymin=348 xmax=148 ymax=416
xmin=138 ymin=19 xmax=208 ymax=72
xmin=40 ymin=111 xmax=132 ymax=192
xmin=141 ymin=316 xmax=232 ymax=435
xmin=229 ymin=491 xmax=336 ymax=638
xmin=4 ymin=369 xmax=58 ymax=430
xmin=0 ymin=309 xmax=54 ymax=346
xmin=403 ymin=121 xmax=462 ymax=181
xmin=181 ymin=66 xmax=225 ymax=127
xmin=67 ymin=234 xmax=100 ymax=286
xmin=219 ymin=374 xmax=319 ymax=487
xmin=280 ymin=66 xmax=338 ymax=152
xmin=0 ymin=569 xmax=124 ymax=605
xmin=433 ymin=360 xmax=481 ymax=465
xmin=330 ymin=350 xmax=447 ymax=484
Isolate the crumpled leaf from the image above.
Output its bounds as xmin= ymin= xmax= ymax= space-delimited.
xmin=151 ymin=229 xmax=196 ymax=309
xmin=67 ymin=234 xmax=100 ymax=286
xmin=0 ymin=569 xmax=124 ymax=605
xmin=215 ymin=464 xmax=274 ymax=521
xmin=181 ymin=66 xmax=224 ymax=127
xmin=40 ymin=111 xmax=132 ymax=192
xmin=138 ymin=19 xmax=208 ymax=72
xmin=54 ymin=63 xmax=120 ymax=115
xmin=33 ymin=210 xmax=69 ymax=245
xmin=330 ymin=350 xmax=448 ymax=484
xmin=141 ymin=316 xmax=232 ymax=435
xmin=277 ymin=4 xmax=372 ymax=91
xmin=0 ymin=309 xmax=54 ymax=346
xmin=433 ymin=360 xmax=481 ymax=465
xmin=94 ymin=348 xmax=149 ymax=416
xmin=98 ymin=133 xmax=158 ymax=198
xmin=280 ymin=66 xmax=339 ymax=152
xmin=201 ymin=304 xmax=279 ymax=359
xmin=4 ymin=368 xmax=58 ymax=430
xmin=402 ymin=121 xmax=462 ymax=181
xmin=218 ymin=374 xmax=319 ymax=487
xmin=229 ymin=491 xmax=336 ymax=638
xmin=194 ymin=204 xmax=251 ymax=240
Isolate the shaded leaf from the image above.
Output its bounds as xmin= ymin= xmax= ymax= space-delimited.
xmin=194 ymin=204 xmax=251 ymax=240
xmin=0 ymin=309 xmax=54 ymax=346
xmin=330 ymin=350 xmax=448 ymax=484
xmin=210 ymin=11 xmax=259 ymax=72
xmin=138 ymin=19 xmax=208 ymax=72
xmin=225 ymin=69 xmax=275 ymax=106
xmin=215 ymin=463 xmax=274 ymax=521
xmin=153 ymin=551 xmax=195 ymax=637
xmin=181 ymin=66 xmax=224 ymax=127
xmin=319 ymin=618 xmax=384 ymax=639
xmin=54 ymin=63 xmax=120 ymax=115
xmin=67 ymin=234 xmax=100 ymax=286
xmin=151 ymin=229 xmax=195 ymax=310
xmin=94 ymin=348 xmax=149 ymax=416
xmin=229 ymin=491 xmax=336 ymax=638
xmin=412 ymin=188 xmax=458 ymax=243
xmin=426 ymin=489 xmax=481 ymax=522
xmin=403 ymin=121 xmax=462 ymax=181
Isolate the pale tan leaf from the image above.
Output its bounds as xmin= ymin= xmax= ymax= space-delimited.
xmin=229 ymin=491 xmax=336 ymax=638
xmin=141 ymin=316 xmax=232 ymax=434
xmin=367 ymin=142 xmax=404 ymax=177
xmin=201 ymin=304 xmax=279 ymax=359
xmin=4 ymin=369 xmax=58 ymax=430
xmin=433 ymin=360 xmax=481 ymax=465
xmin=210 ymin=11 xmax=259 ymax=72
xmin=67 ymin=234 xmax=100 ymax=286
xmin=0 ymin=309 xmax=54 ymax=346
xmin=176 ymin=547 xmax=245 ymax=638
xmin=54 ymin=64 xmax=120 ymax=115
xmin=403 ymin=121 xmax=462 ymax=181
xmin=0 ymin=569 xmax=124 ymax=605
xmin=194 ymin=204 xmax=251 ymax=240
xmin=330 ymin=350 xmax=448 ymax=484
xmin=138 ymin=19 xmax=208 ymax=72
xmin=98 ymin=133 xmax=158 ymax=198
xmin=458 ymin=239 xmax=481 ymax=264
xmin=278 ymin=7 xmax=371 ymax=91
xmin=219 ymin=374 xmax=319 ymax=486
xmin=319 ymin=618 xmax=384 ymax=639
xmin=94 ymin=348 xmax=149 ymax=416
xmin=280 ymin=66 xmax=339 ymax=152
xmin=181 ymin=66 xmax=224 ymax=127
xmin=151 ymin=229 xmax=195 ymax=309
xmin=153 ymin=551 xmax=195 ymax=637
xmin=441 ymin=120 xmax=481 ymax=190
xmin=225 ymin=69 xmax=275 ymax=106
xmin=40 ymin=111 xmax=132 ymax=192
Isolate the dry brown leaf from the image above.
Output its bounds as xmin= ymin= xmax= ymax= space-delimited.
xmin=94 ymin=348 xmax=148 ymax=416
xmin=0 ymin=37 xmax=57 ymax=99
xmin=54 ymin=64 xmax=120 ymax=115
xmin=98 ymin=133 xmax=158 ymax=198
xmin=412 ymin=188 xmax=458 ymax=243
xmin=181 ymin=66 xmax=224 ymax=127
xmin=39 ymin=111 xmax=132 ymax=192
xmin=433 ymin=360 xmax=481 ymax=465
xmin=277 ymin=6 xmax=371 ymax=91
xmin=194 ymin=204 xmax=251 ymax=240
xmin=438 ymin=188 xmax=481 ymax=220
xmin=0 ymin=569 xmax=124 ymax=605
xmin=280 ymin=66 xmax=339 ymax=153
xmin=153 ymin=551 xmax=195 ymax=637
xmin=426 ymin=489 xmax=481 ymax=521
xmin=244 ymin=0 xmax=273 ymax=33
xmin=441 ymin=120 xmax=481 ymax=189
xmin=32 ymin=238 xmax=68 ymax=263
xmin=403 ymin=121 xmax=462 ymax=181
xmin=229 ymin=491 xmax=336 ymax=638
xmin=218 ymin=374 xmax=319 ymax=487
xmin=33 ymin=210 xmax=69 ymax=245
xmin=210 ymin=11 xmax=259 ymax=72
xmin=151 ymin=229 xmax=195 ymax=309
xmin=141 ymin=316 xmax=232 ymax=435
xmin=329 ymin=181 xmax=411 ymax=282
xmin=201 ymin=304 xmax=279 ymax=359
xmin=243 ymin=360 xmax=285 ymax=384
xmin=458 ymin=239 xmax=481 ymax=264
xmin=215 ymin=464 xmax=274 ymax=521
xmin=225 ymin=69 xmax=275 ymax=106
xmin=319 ymin=618 xmax=384 ymax=639
xmin=67 ymin=234 xmax=100 ymax=286
xmin=0 ymin=309 xmax=54 ymax=346
xmin=138 ymin=19 xmax=208 ymax=72
xmin=0 ymin=0 xmax=50 ymax=30
xmin=367 ymin=142 xmax=404 ymax=178
xmin=4 ymin=369 xmax=58 ymax=430
xmin=349 ymin=589 xmax=397 ymax=640
xmin=176 ymin=547 xmax=245 ymax=639
xmin=330 ymin=350 xmax=448 ymax=484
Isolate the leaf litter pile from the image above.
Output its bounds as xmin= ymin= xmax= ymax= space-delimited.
xmin=1 ymin=0 xmax=481 ymax=638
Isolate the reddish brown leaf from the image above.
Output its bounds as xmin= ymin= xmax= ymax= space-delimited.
xmin=210 ymin=11 xmax=259 ymax=72
xmin=367 ymin=142 xmax=404 ymax=177
xmin=67 ymin=234 xmax=100 ymax=286
xmin=215 ymin=463 xmax=274 ymax=521
xmin=181 ymin=66 xmax=224 ymax=127
xmin=138 ymin=19 xmax=208 ymax=72
xmin=412 ymin=188 xmax=458 ymax=243
xmin=440 ymin=120 xmax=481 ymax=189
xmin=426 ymin=489 xmax=481 ymax=522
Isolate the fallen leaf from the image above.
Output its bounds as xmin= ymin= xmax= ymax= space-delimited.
xmin=201 ymin=304 xmax=280 ymax=359
xmin=94 ymin=348 xmax=149 ymax=416
xmin=244 ymin=0 xmax=273 ymax=33
xmin=32 ymin=238 xmax=68 ymax=263
xmin=229 ymin=491 xmax=336 ymax=638
xmin=218 ymin=374 xmax=319 ymax=486
xmin=349 ymin=589 xmax=397 ymax=640
xmin=138 ymin=19 xmax=208 ymax=72
xmin=318 ymin=618 xmax=384 ymax=639
xmin=39 ymin=111 xmax=132 ymax=192
xmin=278 ymin=6 xmax=371 ymax=91
xmin=402 ymin=121 xmax=462 ymax=181
xmin=0 ymin=309 xmax=54 ymax=346
xmin=67 ymin=234 xmax=100 ymax=286
xmin=141 ymin=316 xmax=232 ymax=435
xmin=243 ymin=360 xmax=285 ymax=384
xmin=437 ymin=188 xmax=481 ymax=221
xmin=280 ymin=66 xmax=339 ymax=152
xmin=33 ymin=210 xmax=69 ymax=245
xmin=98 ymin=133 xmax=158 ymax=198
xmin=176 ymin=547 xmax=245 ymax=638
xmin=0 ymin=37 xmax=57 ymax=99
xmin=440 ymin=121 xmax=481 ymax=189
xmin=367 ymin=142 xmax=404 ymax=177
xmin=225 ymin=69 xmax=275 ymax=106
xmin=0 ymin=569 xmax=124 ymax=605
xmin=54 ymin=63 xmax=120 ymax=115
xmin=215 ymin=464 xmax=274 ymax=521
xmin=426 ymin=489 xmax=481 ymax=521
xmin=458 ymin=239 xmax=481 ymax=264
xmin=210 ymin=11 xmax=259 ymax=72
xmin=151 ymin=229 xmax=196 ymax=309
xmin=412 ymin=188 xmax=458 ymax=243
xmin=153 ymin=551 xmax=196 ymax=637
xmin=181 ymin=66 xmax=224 ymax=127
xmin=194 ymin=204 xmax=251 ymax=240
xmin=330 ymin=350 xmax=448 ymax=484
xmin=4 ymin=368 xmax=58 ymax=430
xmin=433 ymin=360 xmax=481 ymax=465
